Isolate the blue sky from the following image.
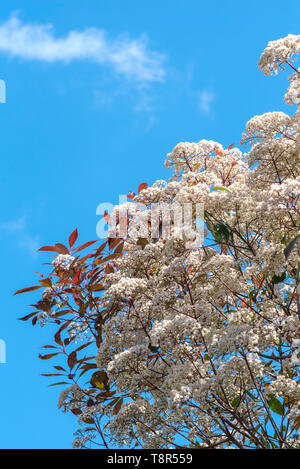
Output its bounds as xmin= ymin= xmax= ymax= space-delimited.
xmin=0 ymin=0 xmax=298 ymax=449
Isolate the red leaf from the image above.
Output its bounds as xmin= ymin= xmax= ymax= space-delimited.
xmin=18 ymin=311 xmax=39 ymax=321
xmin=90 ymin=283 xmax=105 ymax=292
xmin=32 ymin=316 xmax=38 ymax=326
xmin=48 ymin=382 xmax=69 ymax=387
xmin=54 ymin=366 xmax=66 ymax=371
xmin=105 ymin=264 xmax=114 ymax=274
xmin=14 ymin=285 xmax=42 ymax=295
xmin=127 ymin=191 xmax=136 ymax=200
xmin=73 ymin=269 xmax=82 ymax=284
xmin=54 ymin=243 xmax=70 ymax=254
xmin=74 ymin=341 xmax=93 ymax=353
xmin=69 ymin=228 xmax=78 ymax=248
xmin=68 ymin=351 xmax=77 ymax=370
xmin=104 ymin=211 xmax=110 ymax=223
xmin=138 ymin=182 xmax=148 ymax=194
xmin=38 ymin=246 xmax=57 ymax=252
xmin=108 ymin=237 xmax=122 ymax=250
xmin=94 ymin=240 xmax=108 ymax=257
xmin=41 ymin=373 xmax=64 ymax=377
xmin=54 ymin=330 xmax=63 ymax=346
xmin=54 ymin=320 xmax=72 ymax=346
xmin=114 ymin=241 xmax=124 ymax=255
xmin=78 ymin=253 xmax=94 ymax=265
xmin=39 ymin=353 xmax=59 ymax=360
xmin=39 ymin=278 xmax=52 ymax=287
xmin=112 ymin=398 xmax=123 ymax=415
xmin=74 ymin=240 xmax=98 ymax=254
xmin=252 ymin=274 xmax=264 ymax=289
xmin=227 ymin=143 xmax=235 ymax=150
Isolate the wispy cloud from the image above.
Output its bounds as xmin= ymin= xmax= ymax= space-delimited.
xmin=0 ymin=215 xmax=40 ymax=257
xmin=0 ymin=215 xmax=26 ymax=233
xmin=198 ymin=89 xmax=216 ymax=114
xmin=18 ymin=234 xmax=40 ymax=257
xmin=0 ymin=15 xmax=165 ymax=83
xmin=133 ymin=94 xmax=158 ymax=129
xmin=133 ymin=95 xmax=155 ymax=114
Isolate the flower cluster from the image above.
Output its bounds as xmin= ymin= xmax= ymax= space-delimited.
xmin=258 ymin=34 xmax=300 ymax=75
xmin=19 ymin=33 xmax=300 ymax=450
xmin=52 ymin=254 xmax=75 ymax=271
xmin=91 ymin=34 xmax=300 ymax=449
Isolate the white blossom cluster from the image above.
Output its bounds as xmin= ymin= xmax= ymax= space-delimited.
xmin=67 ymin=34 xmax=300 ymax=449
xmin=285 ymin=67 xmax=300 ymax=107
xmin=52 ymin=254 xmax=75 ymax=271
xmin=258 ymin=34 xmax=300 ymax=75
xmin=58 ymin=384 xmax=83 ymax=412
xmin=258 ymin=34 xmax=300 ymax=114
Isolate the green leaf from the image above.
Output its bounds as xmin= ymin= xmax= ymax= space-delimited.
xmin=211 ymin=186 xmax=231 ymax=193
xmin=249 ymin=289 xmax=257 ymax=302
xmin=281 ymin=234 xmax=288 ymax=245
xmin=205 ymin=220 xmax=230 ymax=244
xmin=267 ymin=395 xmax=284 ymax=416
xmin=215 ymin=223 xmax=230 ymax=243
xmin=231 ymin=396 xmax=241 ymax=408
xmin=149 ymin=344 xmax=160 ymax=353
xmin=90 ymin=370 xmax=109 ymax=390
xmin=271 ymin=272 xmax=286 ymax=284
xmin=206 ymin=220 xmax=216 ymax=236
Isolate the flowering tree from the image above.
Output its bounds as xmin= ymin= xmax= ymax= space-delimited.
xmin=17 ymin=34 xmax=300 ymax=449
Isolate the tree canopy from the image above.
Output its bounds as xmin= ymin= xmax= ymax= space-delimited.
xmin=17 ymin=33 xmax=300 ymax=449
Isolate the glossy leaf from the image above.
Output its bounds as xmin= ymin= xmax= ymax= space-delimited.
xmin=138 ymin=182 xmax=148 ymax=193
xmin=69 ymin=228 xmax=78 ymax=248
xmin=38 ymin=245 xmax=57 ymax=252
xmin=112 ymin=398 xmax=123 ymax=415
xmin=267 ymin=395 xmax=284 ymax=416
xmin=14 ymin=285 xmax=42 ymax=295
xmin=74 ymin=240 xmax=98 ymax=254
xmin=211 ymin=186 xmax=231 ymax=193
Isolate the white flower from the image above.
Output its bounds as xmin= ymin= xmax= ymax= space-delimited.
xmin=52 ymin=254 xmax=75 ymax=271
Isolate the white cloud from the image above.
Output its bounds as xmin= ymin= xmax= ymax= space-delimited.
xmin=133 ymin=94 xmax=158 ymax=129
xmin=0 ymin=215 xmax=26 ymax=233
xmin=0 ymin=214 xmax=40 ymax=257
xmin=18 ymin=234 xmax=40 ymax=257
xmin=133 ymin=95 xmax=155 ymax=114
xmin=0 ymin=15 xmax=165 ymax=83
xmin=198 ymin=89 xmax=216 ymax=114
